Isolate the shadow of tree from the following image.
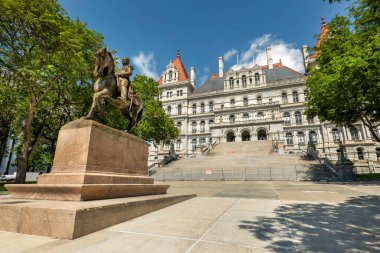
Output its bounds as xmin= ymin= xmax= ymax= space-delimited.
xmin=239 ymin=195 xmax=380 ymax=253
xmin=297 ymin=164 xmax=335 ymax=181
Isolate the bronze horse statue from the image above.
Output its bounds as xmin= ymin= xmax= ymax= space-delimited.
xmin=83 ymin=48 xmax=143 ymax=132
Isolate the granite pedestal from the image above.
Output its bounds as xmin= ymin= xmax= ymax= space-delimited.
xmin=3 ymin=120 xmax=195 ymax=239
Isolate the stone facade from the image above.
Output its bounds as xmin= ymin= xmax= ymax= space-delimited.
xmin=156 ymin=49 xmax=380 ymax=164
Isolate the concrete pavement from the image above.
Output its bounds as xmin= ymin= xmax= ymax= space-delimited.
xmin=0 ymin=181 xmax=379 ymax=253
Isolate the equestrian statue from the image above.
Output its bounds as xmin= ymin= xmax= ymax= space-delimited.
xmin=82 ymin=48 xmax=143 ymax=132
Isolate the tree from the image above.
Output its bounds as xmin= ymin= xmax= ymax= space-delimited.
xmin=0 ymin=0 xmax=103 ymax=183
xmin=97 ymin=75 xmax=179 ymax=144
xmin=305 ymin=0 xmax=380 ymax=142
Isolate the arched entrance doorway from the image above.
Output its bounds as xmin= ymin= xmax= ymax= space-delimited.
xmin=257 ymin=129 xmax=267 ymax=140
xmin=226 ymin=132 xmax=235 ymax=142
xmin=242 ymin=130 xmax=251 ymax=141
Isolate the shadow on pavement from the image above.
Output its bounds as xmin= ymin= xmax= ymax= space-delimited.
xmin=239 ymin=195 xmax=380 ymax=253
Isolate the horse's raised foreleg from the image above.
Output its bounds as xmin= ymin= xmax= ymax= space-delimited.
xmin=82 ymin=90 xmax=109 ymax=119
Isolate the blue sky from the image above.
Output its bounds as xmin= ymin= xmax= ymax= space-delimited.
xmin=59 ymin=0 xmax=350 ymax=87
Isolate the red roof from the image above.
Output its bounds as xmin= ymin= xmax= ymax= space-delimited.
xmin=311 ymin=17 xmax=328 ymax=59
xmin=158 ymin=49 xmax=189 ymax=85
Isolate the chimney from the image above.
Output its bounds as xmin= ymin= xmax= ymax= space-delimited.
xmin=302 ymin=45 xmax=309 ymax=72
xmin=190 ymin=67 xmax=196 ymax=86
xmin=218 ymin=56 xmax=224 ymax=77
xmin=266 ymin=47 xmax=273 ymax=69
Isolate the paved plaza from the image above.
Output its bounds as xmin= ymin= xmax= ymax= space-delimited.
xmin=0 ymin=181 xmax=379 ymax=253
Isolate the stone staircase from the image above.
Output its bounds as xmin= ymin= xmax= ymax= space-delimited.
xmin=152 ymin=141 xmax=333 ymax=181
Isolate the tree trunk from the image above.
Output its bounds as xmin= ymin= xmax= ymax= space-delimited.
xmin=15 ymin=98 xmax=35 ymax=184
xmin=361 ymin=118 xmax=380 ymax=143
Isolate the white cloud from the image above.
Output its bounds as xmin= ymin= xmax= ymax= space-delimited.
xmin=132 ymin=51 xmax=159 ymax=80
xmin=223 ymin=49 xmax=238 ymax=62
xmin=225 ymin=34 xmax=304 ymax=73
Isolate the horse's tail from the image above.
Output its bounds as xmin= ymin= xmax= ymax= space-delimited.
xmin=136 ymin=106 xmax=144 ymax=125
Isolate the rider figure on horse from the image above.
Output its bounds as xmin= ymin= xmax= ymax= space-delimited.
xmin=116 ymin=57 xmax=134 ymax=101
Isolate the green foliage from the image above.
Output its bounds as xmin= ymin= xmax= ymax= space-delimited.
xmin=306 ymin=0 xmax=380 ymax=142
xmin=132 ymin=75 xmax=179 ymax=144
xmin=356 ymin=173 xmax=380 ymax=181
xmin=0 ymin=0 xmax=104 ymax=182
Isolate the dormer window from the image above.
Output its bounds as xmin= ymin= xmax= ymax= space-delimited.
xmin=242 ymin=75 xmax=247 ymax=87
xmin=229 ymin=77 xmax=234 ymax=89
xmin=168 ymin=70 xmax=173 ymax=81
xmin=254 ymin=73 xmax=260 ymax=84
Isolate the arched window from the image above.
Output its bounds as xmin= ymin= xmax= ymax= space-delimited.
xmin=168 ymin=70 xmax=173 ymax=81
xmin=350 ymin=127 xmax=359 ymax=140
xmin=357 ymin=148 xmax=364 ymax=160
xmin=257 ymin=112 xmax=264 ymax=120
xmin=249 ymin=77 xmax=252 ymax=84
xmin=229 ymin=115 xmax=235 ymax=124
xmin=243 ymin=113 xmax=249 ymax=121
xmin=192 ymin=121 xmax=197 ymax=133
xmin=309 ymin=131 xmax=318 ymax=144
xmin=242 ymin=75 xmax=247 ymax=87
xmin=293 ymin=91 xmax=299 ymax=103
xmin=257 ymin=96 xmax=262 ymax=104
xmin=282 ymin=93 xmax=288 ymax=104
xmin=176 ymin=139 xmax=181 ymax=150
xmin=200 ymin=137 xmax=206 ymax=145
xmin=209 ymin=119 xmax=214 ymax=124
xmin=286 ymin=132 xmax=293 ymax=145
xmin=283 ymin=112 xmax=291 ymax=125
xmin=191 ymin=138 xmax=197 ymax=150
xmin=230 ymin=99 xmax=235 ymax=107
xmin=297 ymin=131 xmax=305 ymax=144
xmin=229 ymin=77 xmax=234 ymax=89
xmin=243 ymin=97 xmax=248 ymax=106
xmin=167 ymin=106 xmax=172 ymax=115
xmin=209 ymin=101 xmax=214 ymax=112
xmin=254 ymin=73 xmax=260 ymax=84
xmin=304 ymin=89 xmax=309 ymax=102
xmin=332 ymin=128 xmax=340 ymax=142
xmin=201 ymin=103 xmax=205 ymax=113
xmin=192 ymin=104 xmax=197 ymax=114
xmin=200 ymin=121 xmax=205 ymax=132
xmin=295 ymin=111 xmax=302 ymax=124
xmin=177 ymin=104 xmax=182 ymax=115
xmin=176 ymin=122 xmax=182 ymax=133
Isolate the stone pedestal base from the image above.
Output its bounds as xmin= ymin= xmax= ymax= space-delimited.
xmin=6 ymin=120 xmax=170 ymax=201
xmin=5 ymin=184 xmax=170 ymax=201
xmin=336 ymin=160 xmax=355 ymax=181
xmin=2 ymin=120 xmax=197 ymax=239
xmin=0 ymin=194 xmax=195 ymax=239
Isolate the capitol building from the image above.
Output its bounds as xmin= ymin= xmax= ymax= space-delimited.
xmin=156 ymin=33 xmax=380 ymax=164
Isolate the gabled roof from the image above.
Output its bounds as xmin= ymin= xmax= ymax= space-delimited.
xmin=158 ymin=49 xmax=189 ymax=85
xmin=311 ymin=17 xmax=328 ymax=59
xmin=194 ymin=62 xmax=304 ymax=94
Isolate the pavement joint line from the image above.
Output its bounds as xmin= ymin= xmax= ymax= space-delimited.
xmin=272 ymin=182 xmax=299 ymax=253
xmin=200 ymin=239 xmax=294 ymax=250
xmin=338 ymin=184 xmax=372 ymax=194
xmin=107 ymin=230 xmax=197 ymax=242
xmin=184 ymin=198 xmax=239 ymax=253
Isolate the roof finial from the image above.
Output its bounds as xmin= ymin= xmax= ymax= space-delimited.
xmin=321 ymin=16 xmax=326 ymax=26
xmin=177 ymin=48 xmax=180 ymax=57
